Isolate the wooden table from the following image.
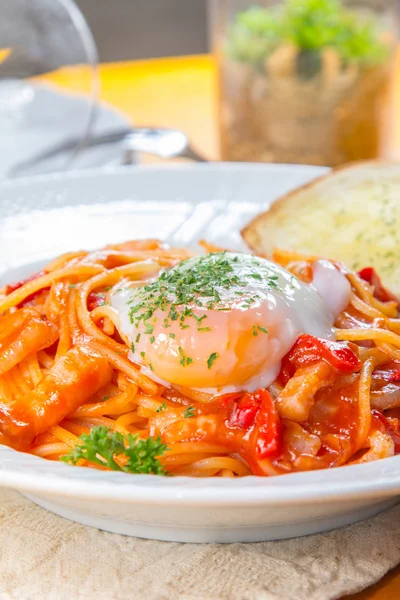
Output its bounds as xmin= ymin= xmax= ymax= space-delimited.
xmin=41 ymin=54 xmax=400 ymax=599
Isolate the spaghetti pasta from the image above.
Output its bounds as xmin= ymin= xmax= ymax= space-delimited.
xmin=0 ymin=239 xmax=398 ymax=477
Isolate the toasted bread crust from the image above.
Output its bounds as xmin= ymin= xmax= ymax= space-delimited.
xmin=241 ymin=160 xmax=400 ymax=291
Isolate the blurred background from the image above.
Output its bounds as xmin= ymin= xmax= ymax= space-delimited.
xmin=0 ymin=0 xmax=399 ymax=175
xmin=76 ymin=1 xmax=209 ymax=63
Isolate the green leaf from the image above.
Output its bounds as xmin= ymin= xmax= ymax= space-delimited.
xmin=61 ymin=426 xmax=168 ymax=475
xmin=207 ymin=352 xmax=219 ymax=369
xmin=183 ymin=406 xmax=196 ymax=419
xmin=225 ymin=0 xmax=389 ymax=70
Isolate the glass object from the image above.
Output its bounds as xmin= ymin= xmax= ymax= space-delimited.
xmin=0 ymin=0 xmax=98 ymax=177
xmin=210 ymin=0 xmax=399 ymax=165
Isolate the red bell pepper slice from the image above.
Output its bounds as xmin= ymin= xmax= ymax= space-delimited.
xmin=280 ymin=334 xmax=362 ymax=384
xmin=226 ymin=389 xmax=280 ymax=459
xmin=228 ymin=392 xmax=261 ymax=430
xmin=358 ymin=267 xmax=399 ymax=305
xmin=254 ymin=389 xmax=280 ymax=459
xmin=87 ymin=292 xmax=107 ymax=311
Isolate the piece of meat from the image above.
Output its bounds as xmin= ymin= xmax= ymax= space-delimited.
xmin=0 ymin=309 xmax=58 ymax=377
xmin=0 ymin=345 xmax=112 ymax=446
xmin=276 ymin=361 xmax=334 ymax=422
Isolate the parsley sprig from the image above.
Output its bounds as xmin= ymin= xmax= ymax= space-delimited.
xmin=61 ymin=426 xmax=168 ymax=475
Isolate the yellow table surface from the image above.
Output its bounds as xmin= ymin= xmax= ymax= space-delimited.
xmin=40 ymin=54 xmax=400 ymax=600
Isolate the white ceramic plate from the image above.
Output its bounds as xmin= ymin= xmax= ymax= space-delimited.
xmin=0 ymin=164 xmax=399 ymax=543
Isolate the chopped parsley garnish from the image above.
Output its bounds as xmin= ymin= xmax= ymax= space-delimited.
xmin=156 ymin=402 xmax=167 ymax=413
xmin=253 ymin=325 xmax=269 ymax=336
xmin=125 ymin=253 xmax=283 ymax=368
xmin=130 ymin=343 xmax=135 ymax=353
xmin=178 ymin=346 xmax=193 ymax=367
xmin=61 ymin=426 xmax=168 ymax=475
xmin=183 ymin=406 xmax=196 ymax=418
xmin=207 ymin=352 xmax=219 ymax=369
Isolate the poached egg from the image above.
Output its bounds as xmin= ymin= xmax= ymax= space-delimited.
xmin=111 ymin=252 xmax=350 ymax=393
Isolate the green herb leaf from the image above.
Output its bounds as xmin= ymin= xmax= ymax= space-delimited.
xmin=156 ymin=402 xmax=167 ymax=413
xmin=183 ymin=406 xmax=196 ymax=419
xmin=207 ymin=352 xmax=219 ymax=369
xmin=61 ymin=426 xmax=168 ymax=475
xmin=178 ymin=346 xmax=193 ymax=367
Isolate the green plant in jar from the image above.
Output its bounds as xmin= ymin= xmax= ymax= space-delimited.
xmin=226 ymin=0 xmax=389 ymax=74
xmin=221 ymin=0 xmax=394 ymax=165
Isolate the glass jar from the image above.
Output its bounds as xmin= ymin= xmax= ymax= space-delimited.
xmin=209 ymin=0 xmax=399 ymax=165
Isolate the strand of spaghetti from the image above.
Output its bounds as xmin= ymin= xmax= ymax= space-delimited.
xmin=10 ymin=364 xmax=31 ymax=397
xmin=164 ymin=443 xmax=231 ymax=455
xmin=172 ymin=467 xmax=222 ymax=477
xmin=0 ymin=377 xmax=12 ymax=403
xmin=43 ymin=251 xmax=88 ymax=272
xmin=356 ymin=357 xmax=375 ymax=451
xmin=37 ymin=350 xmax=54 ymax=370
xmin=376 ymin=342 xmax=400 ymax=361
xmin=137 ymin=406 xmax=154 ymax=418
xmin=27 ymin=352 xmax=43 ymax=387
xmin=68 ymin=385 xmax=138 ymax=418
xmin=76 ymin=262 xmax=160 ymax=353
xmin=272 ymin=247 xmax=319 ymax=267
xmin=85 ymin=339 xmax=158 ymax=395
xmin=2 ymin=372 xmax=20 ymax=399
xmin=336 ymin=327 xmax=400 ymax=348
xmin=33 ymin=432 xmax=58 ymax=445
xmin=386 ymin=318 xmax=400 ymax=335
xmin=163 ymin=453 xmax=230 ymax=466
xmin=56 ymin=285 xmax=71 ymax=358
xmin=67 ymin=286 xmax=83 ymax=344
xmin=86 ymin=248 xmax=191 ymax=265
xmin=350 ymin=293 xmax=385 ymax=319
xmin=102 ymin=317 xmax=115 ymax=336
xmin=49 ymin=425 xmax=80 ymax=447
xmin=176 ymin=457 xmax=251 ymax=476
xmin=114 ymin=412 xmax=144 ymax=434
xmin=18 ymin=356 xmax=34 ymax=388
xmin=133 ymin=393 xmax=166 ymax=411
xmin=70 ymin=416 xmax=118 ymax=428
xmin=44 ymin=282 xmax=63 ymax=323
xmin=60 ymin=420 xmax=90 ymax=437
xmin=347 ymin=273 xmax=398 ymax=317
xmin=90 ymin=306 xmax=120 ymax=338
xmin=0 ymin=264 xmax=105 ymax=313
xmin=32 ymin=442 xmax=69 ymax=457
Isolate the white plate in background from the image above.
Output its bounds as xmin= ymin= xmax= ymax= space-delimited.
xmin=0 ymin=163 xmax=399 ymax=543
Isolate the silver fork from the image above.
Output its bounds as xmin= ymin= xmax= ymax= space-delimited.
xmin=8 ymin=126 xmax=207 ymax=177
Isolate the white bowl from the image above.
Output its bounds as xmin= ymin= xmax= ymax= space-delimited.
xmin=0 ymin=164 xmax=399 ymax=543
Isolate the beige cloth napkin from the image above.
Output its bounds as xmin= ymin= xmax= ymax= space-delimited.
xmin=0 ymin=489 xmax=399 ymax=600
